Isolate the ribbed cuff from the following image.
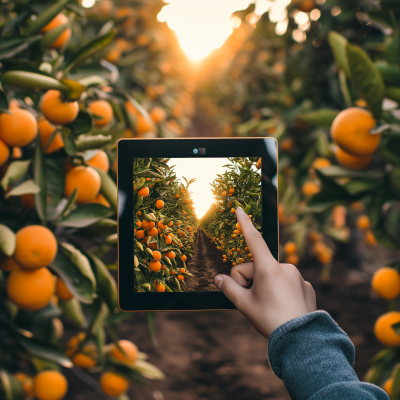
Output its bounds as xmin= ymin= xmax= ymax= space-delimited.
xmin=268 ymin=311 xmax=355 ymax=380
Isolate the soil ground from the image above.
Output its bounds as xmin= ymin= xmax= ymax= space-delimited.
xmin=184 ymin=229 xmax=231 ymax=291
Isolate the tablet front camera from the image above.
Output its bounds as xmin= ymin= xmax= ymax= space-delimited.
xmin=193 ymin=148 xmax=199 ymax=154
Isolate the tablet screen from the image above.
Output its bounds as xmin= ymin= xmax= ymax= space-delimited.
xmin=133 ymin=157 xmax=261 ymax=293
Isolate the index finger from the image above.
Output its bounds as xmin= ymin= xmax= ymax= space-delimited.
xmin=236 ymin=207 xmax=276 ymax=269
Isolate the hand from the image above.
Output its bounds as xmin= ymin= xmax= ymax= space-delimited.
xmin=214 ymin=207 xmax=317 ymax=338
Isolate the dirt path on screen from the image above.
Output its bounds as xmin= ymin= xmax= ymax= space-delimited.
xmin=183 ymin=228 xmax=232 ymax=292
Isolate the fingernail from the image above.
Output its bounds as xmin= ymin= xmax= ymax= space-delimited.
xmin=214 ymin=275 xmax=223 ymax=289
xmin=236 ymin=207 xmax=244 ymax=214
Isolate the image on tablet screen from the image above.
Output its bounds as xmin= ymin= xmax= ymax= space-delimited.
xmin=133 ymin=157 xmax=261 ymax=292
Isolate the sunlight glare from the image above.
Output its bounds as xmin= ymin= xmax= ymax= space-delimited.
xmin=157 ymin=0 xmax=252 ymax=61
xmin=169 ymin=158 xmax=232 ymax=219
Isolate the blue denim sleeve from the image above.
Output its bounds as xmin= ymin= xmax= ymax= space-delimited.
xmin=268 ymin=311 xmax=389 ymax=400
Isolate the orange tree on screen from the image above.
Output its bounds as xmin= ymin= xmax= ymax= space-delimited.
xmin=133 ymin=158 xmax=198 ymax=292
xmin=200 ymin=157 xmax=261 ymax=265
xmin=0 ymin=0 xmax=196 ymax=397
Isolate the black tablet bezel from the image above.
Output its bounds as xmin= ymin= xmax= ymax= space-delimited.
xmin=118 ymin=138 xmax=278 ymax=312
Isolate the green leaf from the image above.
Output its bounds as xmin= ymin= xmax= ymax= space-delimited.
xmin=76 ymin=134 xmax=112 ymax=151
xmin=57 ymin=188 xmax=77 ymax=221
xmin=320 ymin=165 xmax=384 ymax=179
xmin=45 ymin=157 xmax=65 ymax=213
xmin=5 ymin=179 xmax=40 ymax=199
xmin=0 ymin=369 xmax=25 ymax=400
xmin=59 ymin=297 xmax=87 ymax=327
xmin=385 ymin=33 xmax=400 ymax=65
xmin=0 ymin=90 xmax=8 ymax=110
xmin=346 ymin=42 xmax=385 ymax=119
xmin=94 ymin=167 xmax=118 ymax=210
xmin=129 ymin=359 xmax=165 ymax=380
xmin=385 ymin=87 xmax=400 ymax=103
xmin=0 ymin=36 xmax=41 ymax=60
xmin=49 ymin=250 xmax=94 ymax=304
xmin=65 ymin=111 xmax=92 ymax=135
xmin=328 ymin=31 xmax=350 ymax=76
xmin=78 ymin=218 xmax=117 ymax=238
xmin=34 ymin=135 xmax=47 ymax=224
xmin=58 ymin=204 xmax=114 ymax=227
xmin=0 ymin=160 xmax=31 ymax=191
xmin=1 ymin=71 xmax=68 ymax=92
xmin=61 ymin=130 xmax=76 ymax=156
xmin=316 ymin=169 xmax=350 ymax=198
xmin=367 ymin=10 xmax=396 ymax=29
xmin=18 ymin=335 xmax=72 ymax=367
xmin=89 ymin=300 xmax=109 ymax=335
xmin=0 ymin=224 xmax=16 ymax=257
xmin=146 ymin=312 xmax=158 ymax=346
xmin=1 ymin=10 xmax=30 ymax=37
xmin=24 ymin=0 xmax=71 ymax=35
xmin=61 ymin=242 xmax=96 ymax=292
xmin=64 ymin=30 xmax=115 ymax=74
xmin=85 ymin=250 xmax=117 ymax=312
xmin=297 ymin=109 xmax=339 ymax=128
xmin=375 ymin=62 xmax=400 ymax=86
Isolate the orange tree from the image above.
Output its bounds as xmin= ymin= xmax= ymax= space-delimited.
xmin=133 ymin=158 xmax=198 ymax=292
xmin=0 ymin=0 xmax=195 ymax=397
xmin=200 ymin=157 xmax=261 ymax=265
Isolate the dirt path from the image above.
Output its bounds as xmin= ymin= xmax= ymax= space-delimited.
xmin=184 ymin=228 xmax=232 ymax=292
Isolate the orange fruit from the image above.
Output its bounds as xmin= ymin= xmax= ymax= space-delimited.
xmin=374 ymin=312 xmax=400 ymax=347
xmin=72 ymin=346 xmax=97 ymax=368
xmin=136 ymin=115 xmax=155 ymax=134
xmin=125 ymin=101 xmax=140 ymax=116
xmin=0 ymin=257 xmax=19 ymax=272
xmin=181 ymin=255 xmax=187 ymax=261
xmin=158 ymin=221 xmax=167 ymax=230
xmin=41 ymin=14 xmax=71 ymax=49
xmin=152 ymin=250 xmax=161 ymax=261
xmin=15 ymin=372 xmax=34 ymax=398
xmin=285 ymin=253 xmax=299 ymax=265
xmin=231 ymin=208 xmax=236 ymax=214
xmin=311 ymin=157 xmax=331 ymax=171
xmin=284 ymin=241 xmax=297 ymax=254
xmin=12 ymin=146 xmax=22 ymax=159
xmin=334 ymin=146 xmax=371 ymax=170
xmin=156 ymin=199 xmax=164 ymax=209
xmin=0 ymin=108 xmax=37 ymax=147
xmin=38 ymin=117 xmax=64 ymax=154
xmin=177 ymin=274 xmax=184 ymax=281
xmin=372 ymin=267 xmax=400 ymax=300
xmin=165 ymin=236 xmax=172 ymax=244
xmin=135 ymin=230 xmax=145 ymax=239
xmin=55 ymin=278 xmax=73 ymax=301
xmin=41 ymin=90 xmax=79 ymax=125
xmin=383 ymin=378 xmax=393 ymax=397
xmin=138 ymin=186 xmax=149 ymax=197
xmin=147 ymin=227 xmax=158 ymax=236
xmin=141 ymin=220 xmax=155 ymax=230
xmin=165 ymin=251 xmax=176 ymax=259
xmin=148 ymin=261 xmax=161 ymax=272
xmin=115 ymin=37 xmax=133 ymax=52
xmin=100 ymin=372 xmax=128 ymax=397
xmin=105 ymin=48 xmax=121 ymax=63
xmin=0 ymin=138 xmax=9 ymax=166
xmin=365 ymin=230 xmax=377 ymax=247
xmin=109 ymin=340 xmax=138 ymax=364
xmin=14 ymin=225 xmax=57 ymax=269
xmin=356 ymin=215 xmax=370 ymax=231
xmin=331 ymin=108 xmax=379 ymax=156
xmin=87 ymin=150 xmax=109 ymax=172
xmin=88 ymin=100 xmax=113 ymax=127
xmin=301 ymin=181 xmax=320 ymax=198
xmin=90 ymin=193 xmax=110 ymax=207
xmin=156 ymin=283 xmax=166 ymax=292
xmin=64 ymin=166 xmax=101 ymax=204
xmin=7 ymin=267 xmax=55 ymax=310
xmin=150 ymin=107 xmax=167 ymax=124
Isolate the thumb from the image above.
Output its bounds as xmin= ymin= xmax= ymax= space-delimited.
xmin=214 ymin=274 xmax=249 ymax=310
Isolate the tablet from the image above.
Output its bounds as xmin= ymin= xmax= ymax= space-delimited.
xmin=118 ymin=138 xmax=278 ymax=312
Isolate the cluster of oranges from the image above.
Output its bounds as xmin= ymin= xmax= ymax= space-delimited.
xmin=133 ymin=158 xmax=198 ymax=292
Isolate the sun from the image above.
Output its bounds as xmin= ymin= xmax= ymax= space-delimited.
xmin=157 ymin=0 xmax=253 ymax=61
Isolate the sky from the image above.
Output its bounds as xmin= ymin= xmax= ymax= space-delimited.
xmin=157 ymin=0 xmax=272 ymax=60
xmin=169 ymin=158 xmax=231 ymax=219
